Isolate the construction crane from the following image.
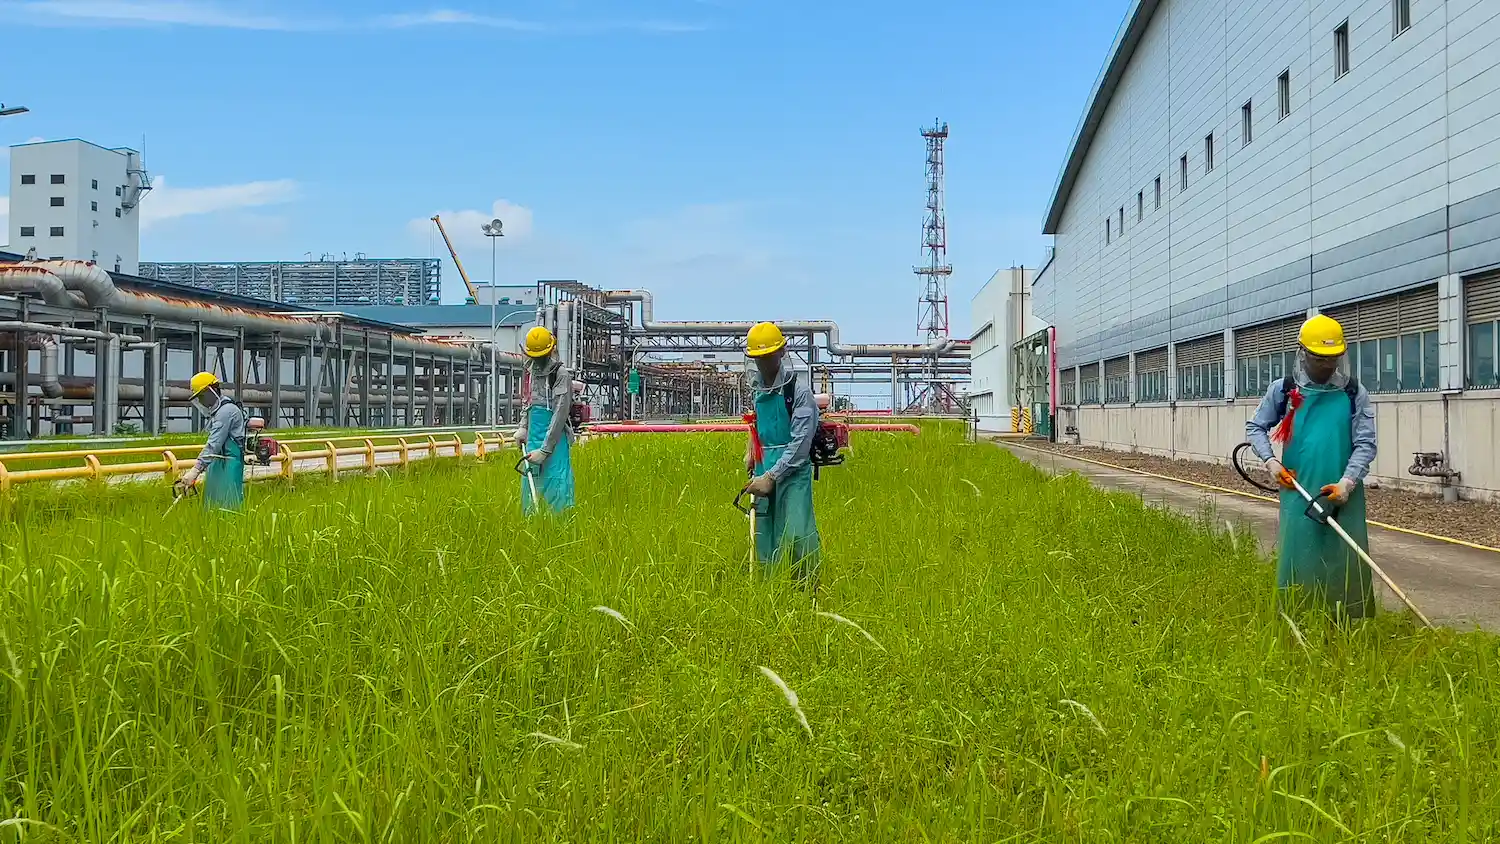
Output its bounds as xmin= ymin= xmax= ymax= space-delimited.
xmin=430 ymin=215 xmax=481 ymax=305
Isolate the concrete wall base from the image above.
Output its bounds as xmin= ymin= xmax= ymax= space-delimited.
xmin=1061 ymin=393 xmax=1500 ymax=503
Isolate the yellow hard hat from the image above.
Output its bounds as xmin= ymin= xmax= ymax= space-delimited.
xmin=524 ymin=326 xmax=556 ymax=358
xmin=189 ymin=371 xmax=221 ymax=398
xmin=746 ymin=322 xmax=786 ymax=358
xmin=1298 ymin=314 xmax=1347 ymax=357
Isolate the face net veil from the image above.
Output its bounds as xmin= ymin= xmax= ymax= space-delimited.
xmin=1293 ymin=348 xmax=1350 ymax=389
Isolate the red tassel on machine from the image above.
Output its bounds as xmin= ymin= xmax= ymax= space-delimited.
xmin=1271 ymin=386 xmax=1302 ymax=444
xmin=743 ymin=411 xmax=764 ymax=465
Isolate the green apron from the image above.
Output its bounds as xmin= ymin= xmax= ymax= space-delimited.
xmin=522 ymin=401 xmax=575 ymax=515
xmin=1277 ymin=383 xmax=1374 ymax=619
xmin=752 ymin=385 xmax=820 ymax=581
xmin=203 ymin=436 xmax=246 ymax=512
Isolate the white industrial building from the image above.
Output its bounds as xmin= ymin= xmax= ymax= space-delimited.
xmin=968 ymin=266 xmax=1043 ymax=431
xmin=1034 ymin=0 xmax=1500 ymax=500
xmin=6 ymin=139 xmax=149 ymax=274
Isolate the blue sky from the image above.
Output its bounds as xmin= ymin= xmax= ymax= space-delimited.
xmin=0 ymin=0 xmax=1125 ymax=344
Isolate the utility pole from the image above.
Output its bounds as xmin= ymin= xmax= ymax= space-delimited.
xmin=481 ymin=218 xmax=504 ymax=425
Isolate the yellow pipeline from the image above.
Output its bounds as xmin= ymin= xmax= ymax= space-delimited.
xmin=0 ymin=429 xmax=520 ymax=492
xmin=1006 ymin=442 xmax=1500 ymax=555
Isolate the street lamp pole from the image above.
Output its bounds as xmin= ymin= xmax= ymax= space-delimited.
xmin=481 ymin=219 xmax=504 ymax=425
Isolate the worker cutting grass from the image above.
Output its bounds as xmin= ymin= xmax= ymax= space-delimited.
xmin=172 ymin=371 xmax=248 ymax=512
xmin=514 ymin=325 xmax=575 ymax=514
xmin=1246 ymin=314 xmax=1378 ymax=621
xmin=742 ymin=321 xmax=821 ymax=584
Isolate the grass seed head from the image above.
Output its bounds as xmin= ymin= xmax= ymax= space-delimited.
xmin=759 ymin=666 xmax=813 ymax=739
xmin=815 ymin=611 xmax=884 ymax=651
xmin=527 ymin=732 xmax=583 ymax=750
xmin=592 ymin=605 xmax=635 ymax=631
xmin=1059 ymin=699 xmax=1106 ymax=735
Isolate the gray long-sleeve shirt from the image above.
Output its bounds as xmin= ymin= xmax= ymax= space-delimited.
xmin=196 ymin=396 xmax=247 ymax=473
xmin=514 ymin=358 xmax=573 ymax=456
xmin=752 ymin=363 xmax=818 ymax=482
xmin=1245 ymin=378 xmax=1376 ymax=483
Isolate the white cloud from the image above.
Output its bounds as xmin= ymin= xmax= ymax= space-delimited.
xmin=23 ymin=136 xmax=44 ymax=144
xmin=3 ymin=1 xmax=709 ymax=33
xmin=140 ymin=176 xmax=300 ymax=229
xmin=376 ymin=9 xmax=547 ymax=31
xmin=6 ymin=0 xmax=314 ymax=29
xmin=407 ymin=199 xmax=535 ymax=253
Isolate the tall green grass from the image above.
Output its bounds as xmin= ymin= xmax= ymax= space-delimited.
xmin=0 ymin=425 xmax=1496 ymax=841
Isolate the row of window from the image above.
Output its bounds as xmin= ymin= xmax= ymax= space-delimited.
xmin=1105 ymin=0 xmax=1414 ymax=247
xmin=1063 ymin=327 xmax=1496 ymax=405
xmin=18 ymin=174 xmax=120 ymax=195
xmin=16 ymin=226 xmax=66 ymax=237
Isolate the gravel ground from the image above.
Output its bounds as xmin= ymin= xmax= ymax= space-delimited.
xmin=1019 ymin=442 xmax=1500 ymax=550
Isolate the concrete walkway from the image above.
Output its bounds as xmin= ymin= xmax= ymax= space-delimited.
xmin=998 ymin=442 xmax=1500 ymax=632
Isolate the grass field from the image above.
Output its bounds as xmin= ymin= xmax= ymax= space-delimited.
xmin=0 ymin=423 xmax=1496 ymax=840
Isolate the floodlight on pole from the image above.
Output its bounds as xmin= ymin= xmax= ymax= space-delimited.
xmin=0 ymin=104 xmax=29 ymax=117
xmin=481 ymin=219 xmax=504 ymax=425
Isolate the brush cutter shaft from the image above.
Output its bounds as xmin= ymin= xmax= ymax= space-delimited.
xmin=1288 ymin=477 xmax=1433 ymax=628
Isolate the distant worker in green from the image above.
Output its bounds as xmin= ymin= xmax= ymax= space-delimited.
xmin=176 ymin=371 xmax=248 ymax=511
xmin=514 ymin=325 xmax=576 ymax=514
xmin=1246 ymin=314 xmax=1377 ymax=619
xmin=743 ymin=321 xmax=821 ymax=584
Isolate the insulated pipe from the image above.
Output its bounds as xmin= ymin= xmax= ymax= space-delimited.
xmin=28 ymin=260 xmax=526 ymax=366
xmin=604 ymin=289 xmax=961 ymax=358
xmin=33 ymin=336 xmax=62 ymax=398
xmin=0 ymin=267 xmax=85 ymax=308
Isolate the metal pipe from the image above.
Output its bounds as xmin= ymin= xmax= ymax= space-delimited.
xmin=0 ymin=267 xmax=85 ymax=308
xmin=0 ymin=320 xmax=143 ymax=342
xmin=604 ymin=289 xmax=962 ymax=358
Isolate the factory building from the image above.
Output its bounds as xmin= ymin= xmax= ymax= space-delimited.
xmin=968 ymin=266 xmax=1042 ymax=432
xmin=6 ymin=140 xmax=149 ymax=274
xmin=1033 ymin=0 xmax=1500 ymax=500
xmin=139 ymin=259 xmax=442 ymax=307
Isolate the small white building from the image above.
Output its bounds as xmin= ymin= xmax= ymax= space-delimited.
xmin=7 ymin=139 xmax=149 ymax=274
xmin=968 ymin=266 xmax=1044 ymax=431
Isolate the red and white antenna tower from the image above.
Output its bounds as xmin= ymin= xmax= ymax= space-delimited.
xmin=908 ymin=119 xmax=960 ymax=413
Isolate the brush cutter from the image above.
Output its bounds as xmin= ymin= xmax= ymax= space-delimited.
xmin=514 ymin=456 xmax=543 ymax=510
xmin=733 ymin=472 xmax=760 ymax=570
xmin=1233 ymin=443 xmax=1432 ymax=628
xmin=166 ymin=477 xmax=200 ymax=514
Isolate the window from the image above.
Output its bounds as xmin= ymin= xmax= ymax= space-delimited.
xmin=91 ymin=201 xmax=98 ymax=212
xmin=115 ymin=186 xmax=122 ymax=196
xmin=1118 ymin=206 xmax=1125 ymax=236
xmin=19 ymin=226 xmax=34 ymax=237
xmin=1137 ymin=191 xmax=1144 ymax=221
xmin=50 ymin=174 xmax=64 ymax=185
xmin=1104 ymin=358 xmax=1130 ymax=404
xmin=1471 ymin=322 xmax=1497 ymax=388
xmin=1326 ymin=287 xmax=1441 ymax=393
xmin=1061 ymin=370 xmax=1079 ymax=405
xmin=1204 ymin=134 xmax=1215 ymax=172
xmin=1154 ymin=176 xmax=1162 ymax=209
xmin=1334 ymin=21 xmax=1350 ymax=78
xmin=1278 ymin=71 xmax=1291 ymax=119
xmin=1175 ymin=335 xmax=1225 ymax=400
xmin=1105 ymin=219 xmax=1111 ymax=245
xmin=49 ymin=226 xmax=64 ymax=237
xmin=92 ymin=179 xmax=99 ymax=190
xmin=1081 ymin=364 xmax=1101 ymax=404
xmin=1392 ymin=0 xmax=1410 ymax=37
xmin=115 ymin=208 xmax=122 ymax=218
xmin=1136 ymin=348 xmax=1168 ymax=402
xmin=1180 ymin=155 xmax=1189 ymax=191
xmin=1235 ymin=316 xmax=1303 ymax=398
xmin=50 ymin=196 xmax=64 ymax=207
xmin=1242 ymin=101 xmax=1253 ymax=145
xmin=20 ymin=174 xmax=35 ymax=185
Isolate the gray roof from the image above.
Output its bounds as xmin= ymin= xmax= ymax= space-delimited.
xmin=1042 ymin=0 xmax=1162 ymax=235
xmin=335 ymin=303 xmax=536 ymax=328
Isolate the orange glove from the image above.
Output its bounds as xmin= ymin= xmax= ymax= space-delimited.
xmin=1265 ymin=458 xmax=1297 ymax=489
xmin=1321 ymin=478 xmax=1356 ymax=502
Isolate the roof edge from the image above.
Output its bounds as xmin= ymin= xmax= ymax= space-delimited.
xmin=1041 ymin=0 xmax=1165 ymax=235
